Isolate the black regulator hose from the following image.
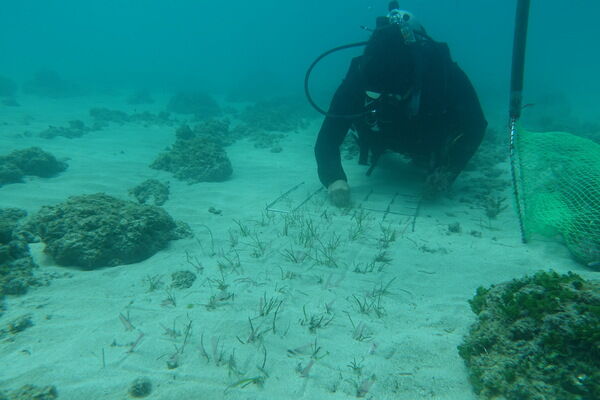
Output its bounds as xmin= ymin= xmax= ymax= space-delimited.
xmin=304 ymin=41 xmax=369 ymax=119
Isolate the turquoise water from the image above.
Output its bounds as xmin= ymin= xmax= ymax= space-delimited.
xmin=1 ymin=1 xmax=598 ymax=399
xmin=1 ymin=1 xmax=598 ymax=120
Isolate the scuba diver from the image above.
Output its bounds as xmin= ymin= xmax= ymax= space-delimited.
xmin=309 ymin=2 xmax=487 ymax=207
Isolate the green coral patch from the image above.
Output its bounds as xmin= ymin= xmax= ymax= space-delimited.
xmin=459 ymin=271 xmax=600 ymax=400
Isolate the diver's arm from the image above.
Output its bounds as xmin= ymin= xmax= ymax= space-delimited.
xmin=315 ymin=57 xmax=364 ymax=187
xmin=315 ymin=114 xmax=351 ymax=187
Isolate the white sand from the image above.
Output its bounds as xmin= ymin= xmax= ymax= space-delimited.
xmin=0 ymin=94 xmax=595 ymax=399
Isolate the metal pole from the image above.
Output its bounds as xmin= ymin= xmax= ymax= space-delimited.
xmin=509 ymin=0 xmax=531 ymax=120
xmin=508 ymin=0 xmax=532 ymax=243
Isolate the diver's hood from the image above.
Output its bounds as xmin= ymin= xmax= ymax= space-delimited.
xmin=303 ymin=3 xmax=431 ymax=118
xmin=360 ymin=22 xmax=415 ymax=95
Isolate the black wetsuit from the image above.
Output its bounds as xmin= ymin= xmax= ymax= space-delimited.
xmin=314 ymin=39 xmax=487 ymax=188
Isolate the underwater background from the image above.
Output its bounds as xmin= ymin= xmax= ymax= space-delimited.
xmin=1 ymin=1 xmax=599 ymax=400
xmin=1 ymin=0 xmax=598 ymax=120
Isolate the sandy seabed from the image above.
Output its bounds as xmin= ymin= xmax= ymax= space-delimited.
xmin=0 ymin=93 xmax=594 ymax=400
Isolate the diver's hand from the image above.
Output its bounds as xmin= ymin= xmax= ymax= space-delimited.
xmin=423 ymin=168 xmax=454 ymax=199
xmin=328 ymin=179 xmax=351 ymax=208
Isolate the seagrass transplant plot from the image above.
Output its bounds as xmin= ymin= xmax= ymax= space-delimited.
xmin=265 ymin=182 xmax=421 ymax=226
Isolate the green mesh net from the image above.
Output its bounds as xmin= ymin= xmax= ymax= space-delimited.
xmin=513 ymin=128 xmax=600 ymax=266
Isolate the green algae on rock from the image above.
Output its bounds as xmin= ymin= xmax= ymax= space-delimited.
xmin=151 ymin=134 xmax=232 ymax=183
xmin=459 ymin=271 xmax=600 ymax=400
xmin=30 ymin=193 xmax=190 ymax=269
xmin=0 ymin=208 xmax=39 ymax=300
xmin=129 ymin=179 xmax=170 ymax=206
xmin=0 ymin=147 xmax=67 ymax=186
